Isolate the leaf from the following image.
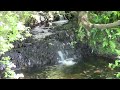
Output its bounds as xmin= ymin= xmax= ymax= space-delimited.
xmin=103 ymin=41 xmax=108 ymax=48
xmin=109 ymin=41 xmax=116 ymax=49
xmin=115 ymin=60 xmax=120 ymax=66
xmin=115 ymin=50 xmax=120 ymax=55
xmin=116 ymin=72 xmax=120 ymax=78
xmin=108 ymin=63 xmax=113 ymax=68
xmin=2 ymin=56 xmax=10 ymax=61
xmin=105 ymin=29 xmax=110 ymax=36
xmin=112 ymin=11 xmax=118 ymax=15
xmin=115 ymin=33 xmax=120 ymax=36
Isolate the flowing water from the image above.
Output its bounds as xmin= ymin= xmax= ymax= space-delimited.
xmin=57 ymin=51 xmax=76 ymax=66
xmin=23 ymin=56 xmax=118 ymax=79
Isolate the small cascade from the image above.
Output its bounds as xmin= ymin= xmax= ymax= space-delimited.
xmin=59 ymin=15 xmax=65 ymax=20
xmin=52 ymin=20 xmax=68 ymax=26
xmin=57 ymin=50 xmax=76 ymax=66
xmin=58 ymin=51 xmax=65 ymax=61
xmin=52 ymin=14 xmax=68 ymax=26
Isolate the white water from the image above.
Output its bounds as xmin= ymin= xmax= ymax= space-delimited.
xmin=58 ymin=51 xmax=65 ymax=61
xmin=52 ymin=20 xmax=68 ymax=26
xmin=57 ymin=51 xmax=76 ymax=66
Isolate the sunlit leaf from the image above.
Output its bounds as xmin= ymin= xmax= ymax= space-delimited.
xmin=116 ymin=72 xmax=120 ymax=78
xmin=109 ymin=41 xmax=116 ymax=49
xmin=103 ymin=41 xmax=108 ymax=48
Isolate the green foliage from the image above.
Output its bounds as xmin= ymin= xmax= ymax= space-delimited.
xmin=108 ymin=60 xmax=120 ymax=78
xmin=70 ymin=41 xmax=77 ymax=48
xmin=0 ymin=11 xmax=32 ymax=79
xmin=109 ymin=60 xmax=120 ymax=69
xmin=75 ymin=11 xmax=120 ymax=78
xmin=76 ymin=11 xmax=120 ymax=55
xmin=116 ymin=72 xmax=120 ymax=78
xmin=0 ymin=11 xmax=32 ymax=55
xmin=76 ymin=25 xmax=86 ymax=41
xmin=4 ymin=68 xmax=15 ymax=78
xmin=0 ymin=56 xmax=16 ymax=78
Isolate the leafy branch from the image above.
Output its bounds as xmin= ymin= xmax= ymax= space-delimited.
xmin=79 ymin=11 xmax=120 ymax=30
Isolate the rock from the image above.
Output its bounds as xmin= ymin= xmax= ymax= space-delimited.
xmin=13 ymin=73 xmax=24 ymax=79
xmin=3 ymin=27 xmax=79 ymax=72
xmin=94 ymin=70 xmax=102 ymax=74
xmin=0 ymin=63 xmax=5 ymax=71
xmin=1 ymin=20 xmax=92 ymax=73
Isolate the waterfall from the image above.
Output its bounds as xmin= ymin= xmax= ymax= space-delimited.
xmin=59 ymin=15 xmax=64 ymax=20
xmin=52 ymin=20 xmax=68 ymax=26
xmin=58 ymin=51 xmax=65 ymax=61
xmin=57 ymin=51 xmax=76 ymax=66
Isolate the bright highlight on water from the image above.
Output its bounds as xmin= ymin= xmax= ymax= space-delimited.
xmin=57 ymin=51 xmax=76 ymax=66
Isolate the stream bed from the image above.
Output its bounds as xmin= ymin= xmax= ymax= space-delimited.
xmin=23 ymin=56 xmax=118 ymax=79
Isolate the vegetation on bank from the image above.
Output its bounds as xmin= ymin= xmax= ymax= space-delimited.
xmin=76 ymin=11 xmax=120 ymax=78
xmin=77 ymin=11 xmax=120 ymax=55
xmin=0 ymin=11 xmax=32 ymax=78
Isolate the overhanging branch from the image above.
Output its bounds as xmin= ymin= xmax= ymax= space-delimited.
xmin=79 ymin=11 xmax=120 ymax=30
xmin=93 ymin=20 xmax=120 ymax=29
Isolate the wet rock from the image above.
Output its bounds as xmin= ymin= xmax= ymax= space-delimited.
xmin=1 ymin=24 xmax=85 ymax=72
xmin=0 ymin=63 xmax=6 ymax=71
xmin=4 ymin=39 xmax=74 ymax=72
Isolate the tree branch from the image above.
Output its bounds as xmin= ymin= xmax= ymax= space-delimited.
xmin=79 ymin=11 xmax=120 ymax=30
xmin=93 ymin=20 xmax=120 ymax=29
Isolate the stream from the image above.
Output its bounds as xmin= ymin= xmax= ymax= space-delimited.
xmin=23 ymin=56 xmax=117 ymax=79
xmin=1 ymin=13 xmax=119 ymax=79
